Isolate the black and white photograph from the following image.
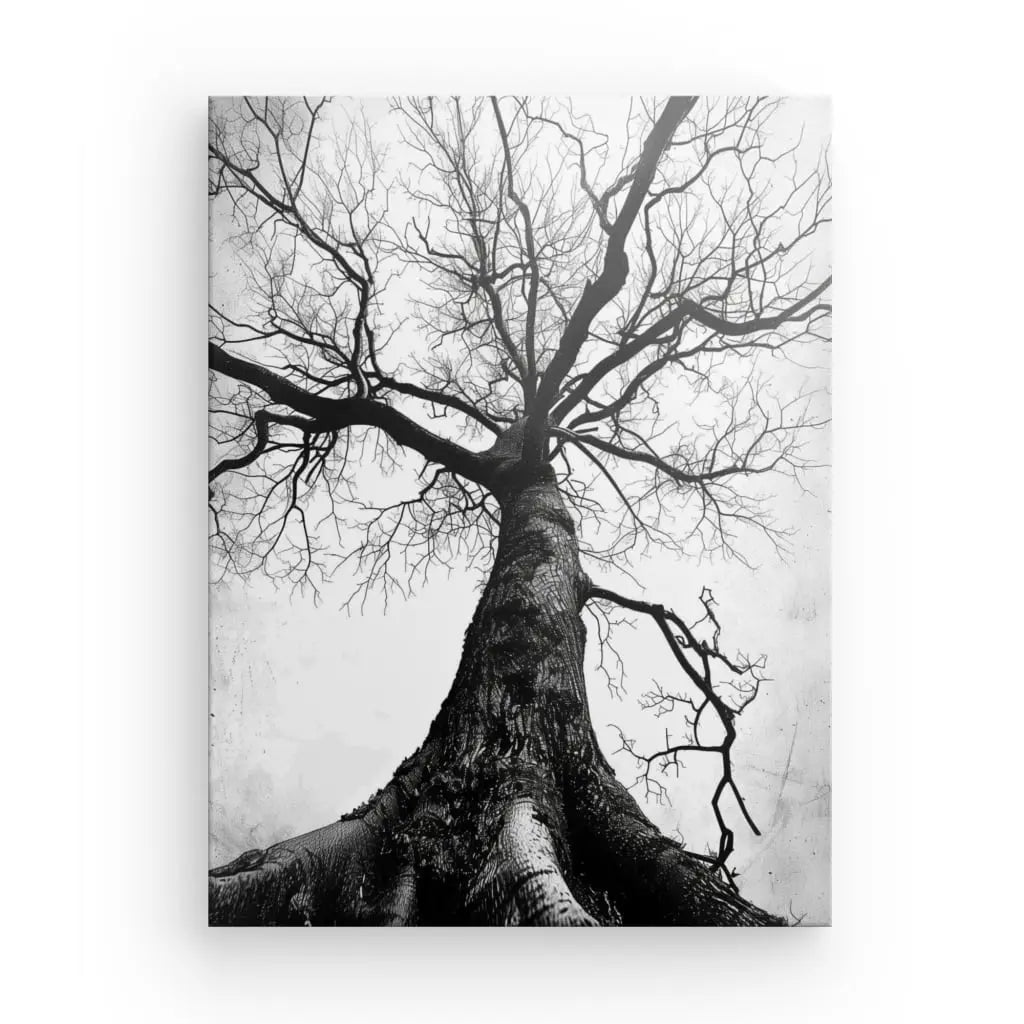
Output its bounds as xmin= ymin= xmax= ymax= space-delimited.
xmin=12 ymin=0 xmax=1021 ymax=1017
xmin=207 ymin=95 xmax=832 ymax=926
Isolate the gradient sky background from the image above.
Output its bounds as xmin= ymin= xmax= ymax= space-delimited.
xmin=209 ymin=96 xmax=831 ymax=924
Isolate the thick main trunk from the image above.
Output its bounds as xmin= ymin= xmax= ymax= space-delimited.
xmin=210 ymin=469 xmax=783 ymax=926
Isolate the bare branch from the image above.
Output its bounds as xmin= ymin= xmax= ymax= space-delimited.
xmin=526 ymin=97 xmax=699 ymax=456
xmin=590 ymin=584 xmax=768 ymax=876
xmin=210 ymin=343 xmax=494 ymax=487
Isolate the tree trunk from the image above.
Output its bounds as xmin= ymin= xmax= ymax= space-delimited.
xmin=209 ymin=467 xmax=784 ymax=926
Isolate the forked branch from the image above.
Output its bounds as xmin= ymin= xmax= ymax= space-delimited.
xmin=524 ymin=97 xmax=699 ymax=458
xmin=210 ymin=343 xmax=495 ymax=488
xmin=590 ymin=584 xmax=768 ymax=881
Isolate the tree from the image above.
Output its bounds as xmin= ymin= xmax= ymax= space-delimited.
xmin=207 ymin=95 xmax=831 ymax=926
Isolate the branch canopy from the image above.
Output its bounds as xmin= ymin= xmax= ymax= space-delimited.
xmin=208 ymin=94 xmax=831 ymax=589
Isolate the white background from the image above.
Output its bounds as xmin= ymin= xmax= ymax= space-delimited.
xmin=3 ymin=2 xmax=1021 ymax=1021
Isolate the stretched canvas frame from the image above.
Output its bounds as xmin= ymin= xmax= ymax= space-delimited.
xmin=208 ymin=95 xmax=831 ymax=926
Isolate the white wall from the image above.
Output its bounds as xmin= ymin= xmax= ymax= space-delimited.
xmin=9 ymin=3 xmax=1020 ymax=1022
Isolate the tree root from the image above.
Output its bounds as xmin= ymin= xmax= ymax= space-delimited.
xmin=210 ymin=753 xmax=783 ymax=926
xmin=209 ymin=750 xmax=429 ymax=925
xmin=571 ymin=768 xmax=786 ymax=926
xmin=466 ymin=795 xmax=597 ymax=926
xmin=209 ymin=818 xmax=372 ymax=925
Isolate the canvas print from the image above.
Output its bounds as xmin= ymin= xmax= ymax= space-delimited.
xmin=208 ymin=96 xmax=831 ymax=926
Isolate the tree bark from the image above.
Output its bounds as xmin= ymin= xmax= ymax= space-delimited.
xmin=209 ymin=467 xmax=784 ymax=926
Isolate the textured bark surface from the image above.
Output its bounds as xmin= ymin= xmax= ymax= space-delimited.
xmin=210 ymin=468 xmax=784 ymax=926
